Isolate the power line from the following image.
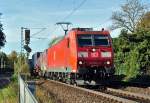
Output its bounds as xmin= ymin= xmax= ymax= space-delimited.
xmin=62 ymin=0 xmax=87 ymax=21
xmin=37 ymin=0 xmax=87 ymax=41
xmin=49 ymin=25 xmax=58 ymax=34
xmin=49 ymin=0 xmax=87 ymax=36
xmin=30 ymin=28 xmax=46 ymax=37
xmin=31 ymin=37 xmax=47 ymax=40
xmin=92 ymin=18 xmax=111 ymax=29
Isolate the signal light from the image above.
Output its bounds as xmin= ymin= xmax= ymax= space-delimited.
xmin=25 ymin=29 xmax=30 ymax=44
xmin=24 ymin=45 xmax=32 ymax=52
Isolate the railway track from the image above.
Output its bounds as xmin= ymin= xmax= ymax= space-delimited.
xmin=101 ymin=88 xmax=150 ymax=103
xmin=37 ymin=79 xmax=146 ymax=103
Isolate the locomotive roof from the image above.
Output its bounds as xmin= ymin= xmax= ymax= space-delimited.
xmin=70 ymin=28 xmax=110 ymax=35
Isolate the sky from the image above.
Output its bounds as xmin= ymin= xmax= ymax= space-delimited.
xmin=0 ymin=0 xmax=149 ymax=56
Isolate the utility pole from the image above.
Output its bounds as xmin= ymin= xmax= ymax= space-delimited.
xmin=21 ymin=27 xmax=24 ymax=54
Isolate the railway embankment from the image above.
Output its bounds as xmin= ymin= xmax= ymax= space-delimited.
xmin=35 ymin=79 xmax=138 ymax=103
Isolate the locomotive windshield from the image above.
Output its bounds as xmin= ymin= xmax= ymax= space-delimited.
xmin=77 ymin=35 xmax=92 ymax=46
xmin=94 ymin=35 xmax=109 ymax=46
xmin=77 ymin=34 xmax=109 ymax=47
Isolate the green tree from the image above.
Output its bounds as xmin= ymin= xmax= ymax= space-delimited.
xmin=7 ymin=51 xmax=18 ymax=69
xmin=0 ymin=52 xmax=8 ymax=70
xmin=113 ymin=27 xmax=150 ymax=81
xmin=0 ymin=52 xmax=8 ymax=61
xmin=0 ymin=13 xmax=6 ymax=49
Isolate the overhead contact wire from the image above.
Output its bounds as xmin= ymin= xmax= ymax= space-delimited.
xmin=62 ymin=0 xmax=87 ymax=21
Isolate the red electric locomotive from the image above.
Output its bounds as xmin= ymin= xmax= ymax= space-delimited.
xmin=37 ymin=28 xmax=114 ymax=85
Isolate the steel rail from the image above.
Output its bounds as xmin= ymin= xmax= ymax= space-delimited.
xmin=106 ymin=88 xmax=150 ymax=103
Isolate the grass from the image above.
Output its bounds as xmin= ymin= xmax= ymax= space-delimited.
xmin=0 ymin=83 xmax=18 ymax=103
xmin=36 ymin=86 xmax=54 ymax=103
xmin=0 ymin=75 xmax=18 ymax=103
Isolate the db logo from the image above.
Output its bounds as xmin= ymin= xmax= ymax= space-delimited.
xmin=91 ymin=52 xmax=98 ymax=57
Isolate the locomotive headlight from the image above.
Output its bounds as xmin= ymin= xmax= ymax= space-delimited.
xmin=101 ymin=52 xmax=111 ymax=57
xmin=106 ymin=61 xmax=110 ymax=65
xmin=79 ymin=61 xmax=83 ymax=64
xmin=78 ymin=52 xmax=88 ymax=57
xmin=92 ymin=48 xmax=96 ymax=52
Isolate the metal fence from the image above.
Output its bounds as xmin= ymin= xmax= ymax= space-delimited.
xmin=19 ymin=75 xmax=38 ymax=103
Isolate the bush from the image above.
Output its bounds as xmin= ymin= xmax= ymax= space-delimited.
xmin=113 ymin=29 xmax=150 ymax=81
xmin=14 ymin=54 xmax=30 ymax=75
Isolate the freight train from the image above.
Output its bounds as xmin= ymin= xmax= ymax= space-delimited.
xmin=31 ymin=28 xmax=115 ymax=85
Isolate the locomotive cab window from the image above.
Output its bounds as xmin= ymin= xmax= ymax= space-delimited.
xmin=77 ymin=35 xmax=92 ymax=46
xmin=77 ymin=34 xmax=110 ymax=47
xmin=94 ymin=35 xmax=109 ymax=46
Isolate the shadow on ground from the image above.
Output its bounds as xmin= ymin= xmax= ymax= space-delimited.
xmin=0 ymin=71 xmax=13 ymax=89
xmin=108 ymin=75 xmax=150 ymax=88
